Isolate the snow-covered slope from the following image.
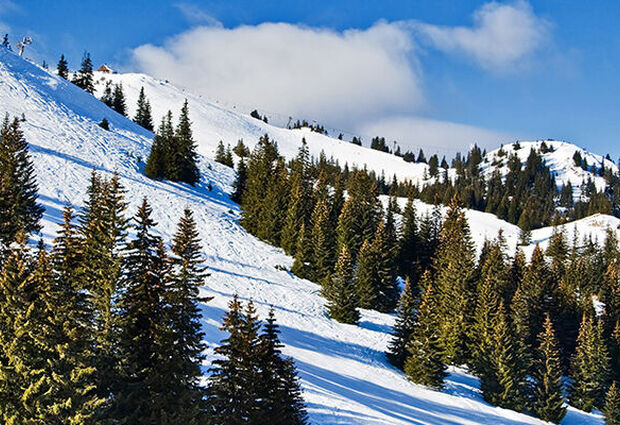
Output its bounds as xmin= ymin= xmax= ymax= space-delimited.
xmin=1 ymin=51 xmax=605 ymax=424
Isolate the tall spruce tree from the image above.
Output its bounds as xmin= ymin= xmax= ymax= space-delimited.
xmin=371 ymin=220 xmax=399 ymax=312
xmin=100 ymin=81 xmax=114 ymax=108
xmin=397 ymin=196 xmax=419 ymax=281
xmin=0 ymin=116 xmax=44 ymax=258
xmin=532 ymin=315 xmax=566 ymax=423
xmin=404 ymin=273 xmax=447 ymax=389
xmin=134 ymin=86 xmax=154 ymax=131
xmin=291 ymin=222 xmax=311 ymax=279
xmin=355 ymin=239 xmax=377 ymax=309
xmin=469 ymin=274 xmax=502 ymax=379
xmin=57 ymin=53 xmax=69 ymax=79
xmin=112 ymin=83 xmax=127 ymax=116
xmin=159 ymin=208 xmax=210 ymax=423
xmin=231 ymin=157 xmax=248 ymax=204
xmin=323 ymin=245 xmax=359 ymax=324
xmin=604 ymin=382 xmax=620 ymax=425
xmin=387 ymin=277 xmax=419 ymax=370
xmin=173 ymin=99 xmax=200 ymax=185
xmin=257 ymin=308 xmax=308 ymax=425
xmin=114 ymin=199 xmax=171 ymax=423
xmin=433 ymin=195 xmax=476 ymax=365
xmin=72 ymin=52 xmax=95 ymax=93
xmin=309 ymin=199 xmax=335 ymax=281
xmin=569 ymin=314 xmax=611 ymax=412
xmin=145 ymin=111 xmax=174 ymax=180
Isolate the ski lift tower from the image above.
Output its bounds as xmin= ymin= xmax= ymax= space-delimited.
xmin=16 ymin=36 xmax=32 ymax=56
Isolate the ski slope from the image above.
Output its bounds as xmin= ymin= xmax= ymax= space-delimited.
xmin=0 ymin=51 xmax=607 ymax=424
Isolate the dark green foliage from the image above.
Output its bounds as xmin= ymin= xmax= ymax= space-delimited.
xmin=231 ymin=157 xmax=247 ymax=204
xmin=371 ymin=220 xmax=399 ymax=312
xmin=404 ymin=274 xmax=447 ymax=389
xmin=433 ymin=196 xmax=476 ymax=365
xmin=0 ymin=116 xmax=44 ymax=257
xmin=145 ymin=111 xmax=174 ymax=180
xmin=99 ymin=117 xmax=110 ymax=130
xmin=134 ymin=86 xmax=154 ymax=131
xmin=569 ymin=314 xmax=611 ymax=412
xmin=72 ymin=52 xmax=95 ymax=93
xmin=532 ymin=315 xmax=566 ymax=423
xmin=111 ymin=83 xmax=127 ymax=116
xmin=604 ymin=382 xmax=620 ymax=425
xmin=469 ymin=274 xmax=502 ymax=378
xmin=309 ymin=199 xmax=335 ymax=281
xmin=355 ymin=239 xmax=376 ymax=309
xmin=323 ymin=246 xmax=359 ymax=324
xmin=57 ymin=53 xmax=69 ymax=79
xmin=291 ymin=222 xmax=310 ymax=279
xmin=101 ymin=81 xmax=114 ymax=107
xmin=397 ymin=196 xmax=419 ymax=281
xmin=281 ymin=141 xmax=312 ymax=255
xmin=113 ymin=199 xmax=172 ymax=423
xmin=233 ymin=139 xmax=250 ymax=157
xmin=482 ymin=301 xmax=528 ymax=411
xmin=387 ymin=277 xmax=419 ymax=369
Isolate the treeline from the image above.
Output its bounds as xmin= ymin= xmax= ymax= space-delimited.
xmin=0 ymin=117 xmax=308 ymax=424
xmin=234 ymin=136 xmax=620 ymax=423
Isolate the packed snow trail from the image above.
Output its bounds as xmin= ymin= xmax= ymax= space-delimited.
xmin=0 ymin=51 xmax=605 ymax=424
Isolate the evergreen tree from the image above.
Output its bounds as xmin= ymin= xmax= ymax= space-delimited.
xmin=387 ymin=277 xmax=419 ymax=369
xmin=173 ymin=99 xmax=200 ymax=185
xmin=433 ymin=195 xmax=476 ymax=365
xmin=1 ymin=33 xmax=10 ymax=50
xmin=257 ymin=308 xmax=308 ymax=425
xmin=532 ymin=315 xmax=566 ymax=423
xmin=134 ymin=86 xmax=154 ymax=131
xmin=160 ymin=208 xmax=210 ymax=422
xmin=483 ymin=301 xmax=528 ymax=411
xmin=231 ymin=157 xmax=248 ymax=204
xmin=112 ymin=83 xmax=127 ymax=116
xmin=145 ymin=112 xmax=174 ymax=180
xmin=371 ymin=220 xmax=399 ymax=312
xmin=72 ymin=52 xmax=95 ymax=93
xmin=323 ymin=246 xmax=359 ymax=324
xmin=397 ymin=196 xmax=419 ymax=281
xmin=57 ymin=53 xmax=69 ymax=79
xmin=309 ymin=199 xmax=335 ymax=281
xmin=569 ymin=314 xmax=611 ymax=411
xmin=291 ymin=222 xmax=311 ymax=279
xmin=0 ymin=115 xmax=44 ymax=257
xmin=469 ymin=274 xmax=502 ymax=379
xmin=604 ymin=382 xmax=620 ymax=425
xmin=404 ymin=274 xmax=447 ymax=389
xmin=355 ymin=239 xmax=377 ymax=309
xmin=114 ymin=199 xmax=171 ymax=423
xmin=100 ymin=81 xmax=114 ymax=107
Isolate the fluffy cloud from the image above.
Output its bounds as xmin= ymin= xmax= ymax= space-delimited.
xmin=357 ymin=115 xmax=520 ymax=154
xmin=414 ymin=1 xmax=550 ymax=72
xmin=132 ymin=21 xmax=423 ymax=129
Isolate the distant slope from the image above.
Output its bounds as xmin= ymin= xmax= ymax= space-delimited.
xmin=1 ymin=51 xmax=605 ymax=425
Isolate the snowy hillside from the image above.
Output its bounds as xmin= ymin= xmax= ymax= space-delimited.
xmin=0 ymin=51 xmax=607 ymax=424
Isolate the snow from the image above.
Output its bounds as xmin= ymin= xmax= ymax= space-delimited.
xmin=0 ymin=50 xmax=607 ymax=424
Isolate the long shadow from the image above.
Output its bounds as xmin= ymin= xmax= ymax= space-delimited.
xmin=296 ymin=360 xmax=540 ymax=425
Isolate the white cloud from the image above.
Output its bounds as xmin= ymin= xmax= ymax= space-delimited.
xmin=414 ymin=1 xmax=550 ymax=72
xmin=131 ymin=21 xmax=423 ymax=128
xmin=174 ymin=3 xmax=222 ymax=27
xmin=358 ymin=115 xmax=520 ymax=154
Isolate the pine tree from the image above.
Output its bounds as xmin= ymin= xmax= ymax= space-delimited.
xmin=397 ymin=196 xmax=419 ymax=281
xmin=309 ymin=199 xmax=335 ymax=281
xmin=469 ymin=274 xmax=502 ymax=378
xmin=291 ymin=222 xmax=311 ymax=279
xmin=604 ymin=382 xmax=620 ymax=425
xmin=114 ymin=199 xmax=171 ymax=423
xmin=433 ymin=195 xmax=476 ymax=365
xmin=387 ymin=277 xmax=419 ymax=370
xmin=404 ymin=275 xmax=447 ymax=389
xmin=134 ymin=86 xmax=154 ymax=131
xmin=57 ymin=53 xmax=69 ymax=79
xmin=532 ymin=315 xmax=566 ymax=423
xmin=159 ymin=208 xmax=210 ymax=422
xmin=173 ymin=99 xmax=200 ymax=185
xmin=112 ymin=83 xmax=127 ymax=116
xmin=208 ymin=298 xmax=267 ymax=423
xmin=323 ymin=245 xmax=359 ymax=324
xmin=355 ymin=239 xmax=377 ymax=309
xmin=100 ymin=81 xmax=114 ymax=107
xmin=257 ymin=308 xmax=308 ymax=425
xmin=231 ymin=157 xmax=248 ymax=204
xmin=0 ymin=116 xmax=44 ymax=257
xmin=371 ymin=220 xmax=399 ymax=312
xmin=72 ymin=52 xmax=95 ymax=93
xmin=569 ymin=314 xmax=611 ymax=411
xmin=1 ymin=34 xmax=10 ymax=50
xmin=145 ymin=112 xmax=174 ymax=180
xmin=483 ymin=301 xmax=528 ymax=411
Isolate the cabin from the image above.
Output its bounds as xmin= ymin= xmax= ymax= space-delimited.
xmin=97 ymin=64 xmax=115 ymax=74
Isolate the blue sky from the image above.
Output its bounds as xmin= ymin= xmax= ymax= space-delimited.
xmin=3 ymin=0 xmax=620 ymax=158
